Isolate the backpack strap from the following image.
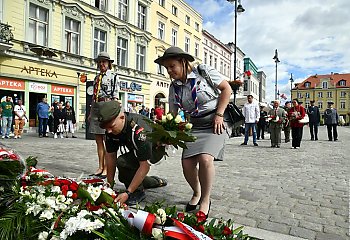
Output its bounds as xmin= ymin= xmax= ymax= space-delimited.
xmin=197 ymin=64 xmax=220 ymax=96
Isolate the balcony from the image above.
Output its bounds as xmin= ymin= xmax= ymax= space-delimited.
xmin=0 ymin=22 xmax=14 ymax=51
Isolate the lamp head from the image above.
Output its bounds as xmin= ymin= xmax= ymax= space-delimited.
xmin=237 ymin=4 xmax=245 ymax=13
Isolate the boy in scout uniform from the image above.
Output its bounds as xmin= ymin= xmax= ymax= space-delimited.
xmin=96 ymin=100 xmax=167 ymax=205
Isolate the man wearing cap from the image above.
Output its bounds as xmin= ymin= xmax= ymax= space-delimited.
xmin=324 ymin=101 xmax=339 ymax=141
xmin=96 ymin=100 xmax=167 ymax=205
xmin=307 ymin=100 xmax=320 ymax=140
xmin=89 ymin=52 xmax=119 ymax=177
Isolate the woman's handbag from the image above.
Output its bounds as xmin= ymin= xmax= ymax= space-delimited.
xmin=298 ymin=114 xmax=309 ymax=124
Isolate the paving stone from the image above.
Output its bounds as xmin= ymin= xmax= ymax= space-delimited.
xmin=323 ymin=225 xmax=349 ymax=236
xmin=269 ymin=215 xmax=299 ymax=226
xmin=257 ymin=221 xmax=290 ymax=235
xmin=246 ymin=211 xmax=270 ymax=220
xmin=298 ymin=220 xmax=323 ymax=232
xmin=315 ymin=232 xmax=348 ymax=240
xmin=290 ymin=226 xmax=317 ymax=240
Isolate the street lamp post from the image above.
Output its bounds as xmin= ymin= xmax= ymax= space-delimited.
xmin=289 ymin=73 xmax=294 ymax=100
xmin=227 ymin=0 xmax=245 ymax=104
xmin=273 ymin=49 xmax=280 ymax=100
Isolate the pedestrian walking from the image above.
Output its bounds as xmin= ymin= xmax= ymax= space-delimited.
xmin=268 ymin=100 xmax=286 ymax=148
xmin=324 ymin=101 xmax=338 ymax=141
xmin=155 ymin=46 xmax=232 ymax=218
xmin=96 ymin=101 xmax=167 ymax=206
xmin=64 ymin=101 xmax=76 ymax=138
xmin=0 ymin=96 xmax=14 ymax=139
xmin=88 ymin=52 xmax=119 ymax=177
xmin=241 ymin=95 xmax=260 ymax=146
xmin=307 ymin=100 xmax=320 ymax=141
xmin=257 ymin=105 xmax=267 ymax=140
xmin=13 ymin=99 xmax=27 ymax=139
xmin=288 ymin=99 xmax=306 ymax=149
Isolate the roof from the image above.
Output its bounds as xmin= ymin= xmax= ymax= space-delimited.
xmin=294 ymin=73 xmax=350 ymax=90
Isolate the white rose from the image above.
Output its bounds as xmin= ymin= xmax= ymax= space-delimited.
xmin=152 ymin=228 xmax=163 ymax=240
xmin=156 ymin=209 xmax=166 ymax=224
xmin=166 ymin=113 xmax=173 ymax=121
xmin=51 ymin=186 xmax=61 ymax=193
xmin=38 ymin=231 xmax=49 ymax=240
xmin=174 ymin=115 xmax=182 ymax=123
xmin=39 ymin=209 xmax=54 ymax=220
xmin=185 ymin=123 xmax=193 ymax=130
xmin=161 ymin=115 xmax=167 ymax=123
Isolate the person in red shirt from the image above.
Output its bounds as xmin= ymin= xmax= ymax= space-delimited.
xmin=154 ymin=104 xmax=164 ymax=120
xmin=288 ymin=99 xmax=306 ymax=149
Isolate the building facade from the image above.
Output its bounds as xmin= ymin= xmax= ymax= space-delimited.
xmin=0 ymin=0 xmax=153 ymax=129
xmin=292 ymin=73 xmax=350 ymax=124
xmin=149 ymin=0 xmax=202 ymax=112
xmin=202 ymin=30 xmax=232 ymax=80
xmin=257 ymin=71 xmax=266 ymax=103
xmin=243 ymin=57 xmax=260 ymax=101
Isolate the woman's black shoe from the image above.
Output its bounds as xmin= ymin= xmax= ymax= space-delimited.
xmin=185 ymin=200 xmax=200 ymax=212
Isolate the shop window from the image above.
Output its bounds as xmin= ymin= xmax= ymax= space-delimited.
xmin=65 ymin=17 xmax=80 ymax=55
xmin=117 ymin=37 xmax=128 ymax=67
xmin=137 ymin=3 xmax=146 ymax=30
xmin=93 ymin=28 xmax=107 ymax=58
xmin=136 ymin=44 xmax=145 ymax=71
xmin=118 ymin=0 xmax=128 ymax=21
xmin=28 ymin=3 xmax=49 ymax=46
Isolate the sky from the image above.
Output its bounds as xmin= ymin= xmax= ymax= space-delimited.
xmin=185 ymin=0 xmax=350 ymax=102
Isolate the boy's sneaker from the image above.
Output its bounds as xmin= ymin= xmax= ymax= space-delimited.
xmin=54 ymin=133 xmax=58 ymax=139
xmin=14 ymin=136 xmax=18 ymax=139
xmin=18 ymin=135 xmax=22 ymax=139
xmin=1 ymin=136 xmax=5 ymax=139
xmin=126 ymin=190 xmax=146 ymax=206
xmin=60 ymin=134 xmax=64 ymax=139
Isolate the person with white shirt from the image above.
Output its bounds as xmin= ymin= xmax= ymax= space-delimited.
xmin=14 ymin=99 xmax=27 ymax=139
xmin=241 ymin=95 xmax=260 ymax=146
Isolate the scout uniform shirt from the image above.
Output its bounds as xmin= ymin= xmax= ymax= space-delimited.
xmin=105 ymin=113 xmax=164 ymax=164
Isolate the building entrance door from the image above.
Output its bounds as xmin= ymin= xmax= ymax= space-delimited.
xmin=29 ymin=92 xmax=46 ymax=127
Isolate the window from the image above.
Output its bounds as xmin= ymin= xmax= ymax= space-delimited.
xmin=157 ymin=62 xmax=164 ymax=75
xmin=93 ymin=28 xmax=107 ymax=58
xmin=214 ymin=58 xmax=217 ymax=69
xmin=327 ymin=92 xmax=332 ymax=98
xmin=65 ymin=18 xmax=80 ymax=54
xmin=340 ymin=91 xmax=346 ymax=97
xmin=28 ymin=3 xmax=49 ymax=46
xmin=340 ymin=102 xmax=345 ymax=109
xmin=339 ymin=80 xmax=346 ymax=86
xmin=209 ymin=42 xmax=212 ymax=48
xmin=220 ymin=61 xmax=223 ymax=73
xmin=172 ymin=5 xmax=177 ymax=16
xmin=305 ymin=92 xmax=310 ymax=98
xmin=118 ymin=0 xmax=128 ymax=21
xmin=305 ymin=82 xmax=311 ymax=88
xmin=171 ymin=29 xmax=177 ymax=46
xmin=322 ymin=82 xmax=328 ymax=89
xmin=204 ymin=52 xmax=207 ymax=64
xmin=195 ymin=43 xmax=199 ymax=57
xmin=185 ymin=37 xmax=190 ymax=53
xmin=185 ymin=15 xmax=190 ymax=25
xmin=159 ymin=0 xmax=165 ymax=7
xmin=244 ymin=80 xmax=248 ymax=91
xmin=195 ymin=22 xmax=199 ymax=31
xmin=137 ymin=4 xmax=146 ymax=30
xmin=224 ymin=63 xmax=226 ymax=75
xmin=158 ymin=22 xmax=165 ymax=40
xmin=318 ymin=92 xmax=323 ymax=98
xmin=136 ymin=44 xmax=145 ymax=71
xmin=297 ymin=93 xmax=302 ymax=98
xmin=209 ymin=55 xmax=212 ymax=66
xmin=318 ymin=101 xmax=323 ymax=109
xmin=305 ymin=102 xmax=310 ymax=108
xmin=95 ymin=0 xmax=107 ymax=11
xmin=204 ymin=39 xmax=207 ymax=45
xmin=117 ymin=37 xmax=128 ymax=67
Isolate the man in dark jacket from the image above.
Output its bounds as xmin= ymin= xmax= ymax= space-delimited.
xmin=257 ymin=105 xmax=268 ymax=140
xmin=307 ymin=100 xmax=320 ymax=140
xmin=324 ymin=101 xmax=338 ymax=141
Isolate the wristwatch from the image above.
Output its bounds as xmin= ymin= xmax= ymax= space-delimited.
xmin=125 ymin=190 xmax=132 ymax=198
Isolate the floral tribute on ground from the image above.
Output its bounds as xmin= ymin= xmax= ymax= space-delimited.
xmin=0 ymin=145 xmax=257 ymax=240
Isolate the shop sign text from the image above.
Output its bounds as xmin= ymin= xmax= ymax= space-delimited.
xmin=156 ymin=81 xmax=170 ymax=88
xmin=21 ymin=66 xmax=58 ymax=78
xmin=29 ymin=82 xmax=48 ymax=93
xmin=0 ymin=78 xmax=25 ymax=90
xmin=119 ymin=81 xmax=142 ymax=92
xmin=51 ymin=85 xmax=74 ymax=95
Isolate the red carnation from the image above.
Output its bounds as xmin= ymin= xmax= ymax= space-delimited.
xmin=177 ymin=212 xmax=185 ymax=221
xmin=196 ymin=211 xmax=207 ymax=223
xmin=71 ymin=193 xmax=78 ymax=200
xmin=86 ymin=201 xmax=101 ymax=211
xmin=61 ymin=185 xmax=69 ymax=196
xmin=222 ymin=226 xmax=232 ymax=235
xmin=58 ymin=179 xmax=71 ymax=186
xmin=69 ymin=182 xmax=79 ymax=191
xmin=194 ymin=225 xmax=205 ymax=233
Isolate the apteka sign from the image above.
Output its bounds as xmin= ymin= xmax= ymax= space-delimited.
xmin=21 ymin=66 xmax=58 ymax=78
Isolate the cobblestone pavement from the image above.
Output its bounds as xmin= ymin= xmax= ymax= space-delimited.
xmin=1 ymin=126 xmax=349 ymax=240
